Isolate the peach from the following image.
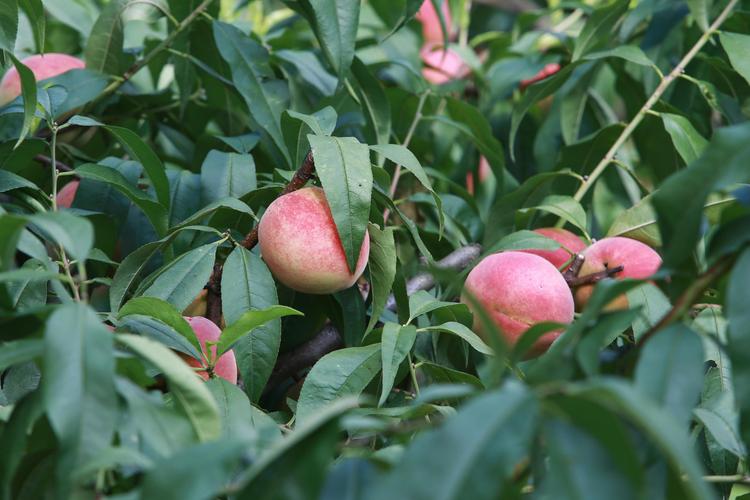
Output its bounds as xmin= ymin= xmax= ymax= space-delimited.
xmin=519 ymin=63 xmax=562 ymax=90
xmin=183 ymin=316 xmax=237 ymax=384
xmin=258 ymin=186 xmax=370 ymax=294
xmin=466 ymin=156 xmax=493 ymax=195
xmin=421 ymin=44 xmax=470 ymax=84
xmin=55 ymin=179 xmax=79 ymax=209
xmin=574 ymin=237 xmax=662 ymax=310
xmin=0 ymin=53 xmax=85 ymax=106
xmin=461 ymin=251 xmax=574 ymax=354
xmin=416 ymin=0 xmax=455 ymax=44
xmin=521 ymin=228 xmax=586 ymax=270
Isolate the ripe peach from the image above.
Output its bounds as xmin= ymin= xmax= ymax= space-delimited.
xmin=183 ymin=316 xmax=237 ymax=384
xmin=258 ymin=187 xmax=370 ymax=295
xmin=421 ymin=44 xmax=470 ymax=84
xmin=574 ymin=237 xmax=662 ymax=310
xmin=521 ymin=228 xmax=586 ymax=270
xmin=55 ymin=179 xmax=79 ymax=209
xmin=461 ymin=251 xmax=574 ymax=354
xmin=0 ymin=53 xmax=85 ymax=106
xmin=519 ymin=63 xmax=562 ymax=91
xmin=416 ymin=0 xmax=455 ymax=44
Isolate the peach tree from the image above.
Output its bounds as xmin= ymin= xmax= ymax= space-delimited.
xmin=0 ymin=0 xmax=749 ymax=498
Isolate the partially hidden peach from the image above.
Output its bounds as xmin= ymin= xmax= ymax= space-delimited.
xmin=258 ymin=187 xmax=370 ymax=295
xmin=574 ymin=236 xmax=662 ymax=310
xmin=416 ymin=0 xmax=455 ymax=44
xmin=521 ymin=228 xmax=586 ymax=270
xmin=466 ymin=156 xmax=493 ymax=195
xmin=0 ymin=53 xmax=85 ymax=106
xmin=421 ymin=44 xmax=470 ymax=84
xmin=183 ymin=316 xmax=237 ymax=384
xmin=55 ymin=179 xmax=80 ymax=209
xmin=461 ymin=251 xmax=574 ymax=354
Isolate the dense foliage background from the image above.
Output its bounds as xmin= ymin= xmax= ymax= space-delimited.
xmin=1 ymin=0 xmax=750 ymax=498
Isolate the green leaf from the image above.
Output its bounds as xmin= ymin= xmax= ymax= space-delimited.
xmin=727 ymin=247 xmax=750 ymax=447
xmin=0 ymin=338 xmax=43 ymax=371
xmin=635 ymin=324 xmax=704 ymax=427
xmin=653 ymin=122 xmax=750 ymax=269
xmin=84 ymin=0 xmax=124 ymax=75
xmin=694 ymin=407 xmax=746 ymax=459
xmin=200 ymin=150 xmax=257 ymax=205
xmin=218 ymin=306 xmax=302 ymax=356
xmin=29 ymin=212 xmax=93 ymax=261
xmin=19 ymin=0 xmax=44 ymax=52
xmin=720 ymin=32 xmax=750 ymax=87
xmin=296 ymin=343 xmax=382 ymax=425
xmin=0 ymin=169 xmax=37 ymax=192
xmin=217 ymin=132 xmax=260 ymax=154
xmin=141 ymin=242 xmax=218 ymax=312
xmin=117 ymin=333 xmax=221 ymax=442
xmin=213 ymin=21 xmax=290 ymax=166
xmin=569 ymin=379 xmax=714 ymax=500
xmin=370 ymin=143 xmax=444 ymax=234
xmin=282 ymin=106 xmax=337 ymax=168
xmin=419 ymin=321 xmax=494 ymax=356
xmin=295 ymin=0 xmax=361 ymax=81
xmin=0 ymin=0 xmax=18 ymax=52
xmin=75 ymin=163 xmax=169 ymax=236
xmin=583 ymin=45 xmax=656 ymax=68
xmin=627 ymin=283 xmax=671 ymax=340
xmin=365 ymin=224 xmax=397 ymax=333
xmin=606 ymin=196 xmax=661 ymax=246
xmin=43 ymin=304 xmax=116 ymax=495
xmin=407 ymin=290 xmax=464 ymax=324
xmin=687 ymin=0 xmax=710 ymax=31
xmin=118 ymin=296 xmax=202 ymax=357
xmin=7 ymin=53 xmax=37 ymax=148
xmin=365 ymin=381 xmax=538 ymax=500
xmin=309 ymin=135 xmax=373 ymax=272
xmin=661 ymin=113 xmax=708 ymax=164
xmin=171 ymin=197 xmax=254 ymax=233
xmin=518 ymin=195 xmax=588 ymax=236
xmin=221 ymin=246 xmax=282 ymax=402
xmin=0 ymin=391 xmax=44 ymax=497
xmin=572 ymin=0 xmax=630 ymax=60
xmin=351 ymin=57 xmax=391 ymax=150
xmin=487 ymin=229 xmax=562 ymax=253
xmin=379 ymin=323 xmax=417 ymax=406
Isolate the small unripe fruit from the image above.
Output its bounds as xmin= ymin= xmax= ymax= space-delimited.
xmin=521 ymin=228 xmax=586 ymax=270
xmin=461 ymin=251 xmax=575 ymax=354
xmin=258 ymin=187 xmax=370 ymax=295
xmin=416 ymin=0 xmax=455 ymax=44
xmin=0 ymin=53 xmax=85 ymax=106
xmin=421 ymin=44 xmax=470 ymax=85
xmin=56 ymin=180 xmax=80 ymax=209
xmin=183 ymin=316 xmax=237 ymax=384
xmin=574 ymin=237 xmax=662 ymax=310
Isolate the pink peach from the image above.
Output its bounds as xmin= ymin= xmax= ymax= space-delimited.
xmin=0 ymin=53 xmax=85 ymax=106
xmin=183 ymin=316 xmax=237 ymax=384
xmin=258 ymin=187 xmax=370 ymax=294
xmin=416 ymin=0 xmax=455 ymax=44
xmin=521 ymin=228 xmax=586 ymax=270
xmin=461 ymin=251 xmax=574 ymax=354
xmin=574 ymin=237 xmax=662 ymax=310
xmin=421 ymin=44 xmax=470 ymax=84
xmin=56 ymin=179 xmax=79 ymax=209
xmin=466 ymin=156 xmax=493 ymax=195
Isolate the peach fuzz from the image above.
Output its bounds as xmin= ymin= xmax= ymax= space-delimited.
xmin=183 ymin=316 xmax=237 ymax=384
xmin=55 ymin=179 xmax=80 ymax=209
xmin=521 ymin=228 xmax=586 ymax=270
xmin=421 ymin=44 xmax=470 ymax=85
xmin=574 ymin=236 xmax=662 ymax=310
xmin=461 ymin=251 xmax=574 ymax=354
xmin=416 ymin=0 xmax=455 ymax=44
xmin=0 ymin=53 xmax=85 ymax=106
xmin=258 ymin=186 xmax=370 ymax=295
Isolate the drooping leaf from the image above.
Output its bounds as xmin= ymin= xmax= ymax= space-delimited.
xmin=379 ymin=323 xmax=417 ymax=406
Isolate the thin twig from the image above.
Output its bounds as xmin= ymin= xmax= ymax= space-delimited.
xmin=565 ymin=265 xmax=624 ymax=287
xmin=383 ymin=90 xmax=430 ymax=223
xmin=92 ymin=0 xmax=215 ymax=104
xmin=556 ymin=0 xmax=739 ymax=225
xmin=638 ymin=255 xmax=735 ymax=346
xmin=35 ymin=154 xmax=73 ymax=173
xmin=204 ymin=151 xmax=316 ymax=325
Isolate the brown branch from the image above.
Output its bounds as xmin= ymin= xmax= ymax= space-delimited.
xmin=34 ymin=154 xmax=73 ymax=173
xmin=638 ymin=255 xmax=735 ymax=346
xmin=566 ymin=265 xmax=624 ymax=287
xmin=205 ymin=151 xmax=317 ymax=325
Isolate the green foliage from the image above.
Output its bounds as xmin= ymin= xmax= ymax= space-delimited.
xmin=1 ymin=0 xmax=750 ymax=498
